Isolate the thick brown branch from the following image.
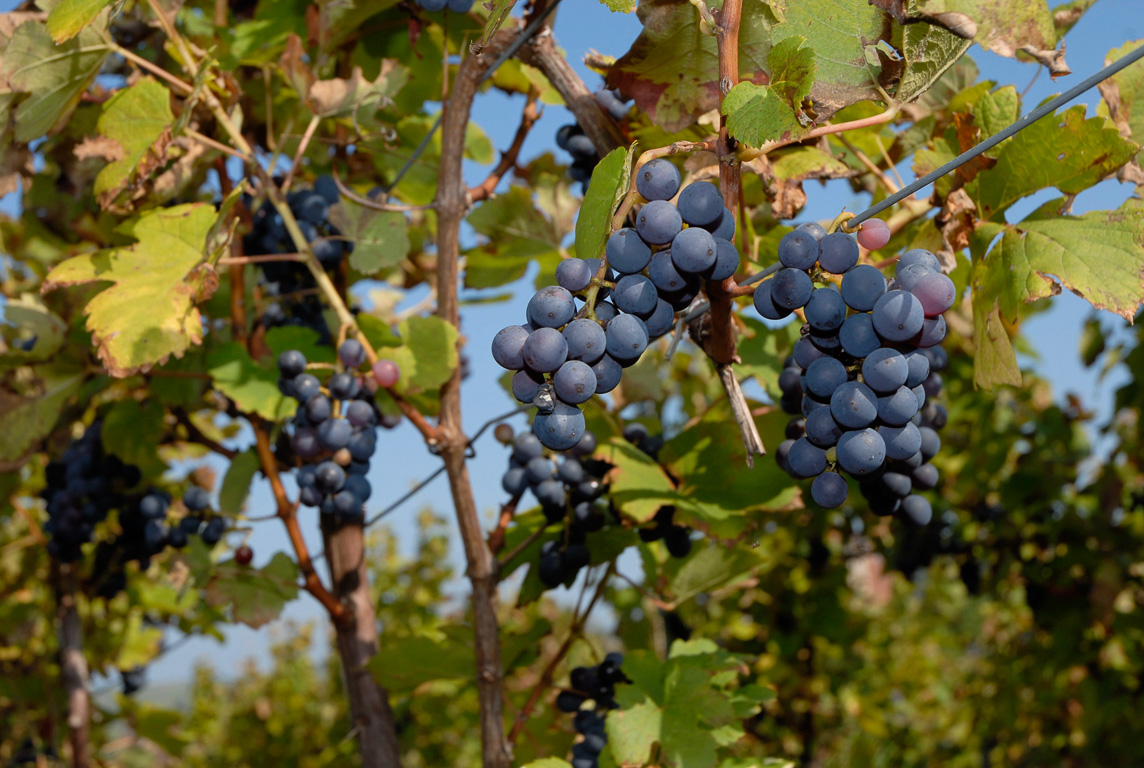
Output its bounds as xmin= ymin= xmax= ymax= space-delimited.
xmin=436 ymin=27 xmax=521 ymax=768
xmin=470 ymin=91 xmax=540 ymax=204
xmin=516 ymin=31 xmax=625 ymax=157
xmin=54 ymin=562 xmax=89 ymax=768
xmin=252 ymin=423 xmax=346 ymax=621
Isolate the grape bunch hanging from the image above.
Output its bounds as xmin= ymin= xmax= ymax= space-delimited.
xmin=492 ymin=160 xmax=740 ymax=451
xmin=276 ymin=339 xmax=402 ymax=521
xmin=757 ymin=226 xmax=955 ymax=519
xmin=556 ymin=87 xmax=632 ymax=192
xmin=556 ymin=654 xmax=630 ymax=768
xmin=42 ymin=423 xmax=229 ymax=597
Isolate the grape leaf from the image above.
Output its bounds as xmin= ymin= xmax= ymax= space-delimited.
xmin=575 ymin=147 xmax=629 ymax=263
xmin=0 ymin=20 xmax=108 ymax=141
xmin=328 ymin=200 xmax=409 ymax=276
xmin=766 ymin=146 xmax=853 ymax=181
xmin=1098 ymin=39 xmax=1144 ymax=161
xmin=667 ymin=543 xmax=768 ymax=604
xmin=264 ymin=326 xmax=339 ymax=366
xmin=521 ymin=761 xmax=572 ymax=768
xmin=207 ymin=342 xmax=294 ymax=421
xmin=204 ymin=553 xmax=299 ymax=628
xmin=970 ymin=199 xmax=1144 ymax=389
xmin=374 ymin=315 xmax=459 ymax=395
xmin=45 ymin=0 xmax=110 ymax=43
xmin=41 ymin=204 xmax=224 ymax=377
xmin=896 ymin=13 xmax=972 ymax=103
xmin=0 ymin=366 xmax=82 ymax=465
xmin=219 ymin=448 xmax=261 ymax=517
xmin=464 ymin=185 xmax=564 ymax=289
xmin=367 ymin=633 xmax=475 ymax=692
xmin=722 ymin=36 xmax=815 ymax=147
xmin=307 ymin=62 xmax=408 ymax=118
xmin=968 ymin=105 xmax=1137 ymax=220
xmin=115 ymin=613 xmax=163 ymax=669
xmin=93 ymin=78 xmax=175 ymax=208
xmin=102 ymin=399 xmax=167 ymax=479
xmin=600 ymin=438 xmax=680 ymax=524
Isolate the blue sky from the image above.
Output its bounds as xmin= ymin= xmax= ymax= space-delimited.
xmin=2 ymin=0 xmax=1142 ymax=684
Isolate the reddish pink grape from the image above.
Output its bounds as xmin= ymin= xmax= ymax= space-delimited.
xmin=372 ymin=359 xmax=401 ymax=388
xmin=856 ymin=219 xmax=891 ymax=250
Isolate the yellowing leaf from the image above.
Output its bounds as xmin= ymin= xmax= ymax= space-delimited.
xmin=93 ymin=78 xmax=175 ymax=208
xmin=42 ymin=204 xmax=223 ymax=377
xmin=46 ymin=0 xmax=110 ymax=43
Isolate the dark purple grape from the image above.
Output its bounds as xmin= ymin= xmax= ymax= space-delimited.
xmin=753 ymin=279 xmax=792 ymax=321
xmin=557 ymin=258 xmax=595 ymax=293
xmin=554 ymin=360 xmax=598 ymax=404
xmin=818 ymin=232 xmax=859 ymax=274
xmin=563 ymin=318 xmax=606 ymax=364
xmin=635 ymin=158 xmax=681 ymax=201
xmin=292 ymin=373 xmax=321 ymax=402
xmin=830 ymin=381 xmax=878 ymax=429
xmin=879 ymin=423 xmax=922 ymax=461
xmin=707 ymin=238 xmax=739 ymax=281
xmin=533 ymin=403 xmax=586 ymax=450
xmin=771 ymin=268 xmax=813 ymax=309
xmin=522 ymin=328 xmax=569 ymax=373
xmin=677 ymin=182 xmax=723 ymax=227
xmin=604 ymin=314 xmax=648 ymax=362
xmin=804 ymin=357 xmax=848 ymax=401
xmin=635 ymin=200 xmax=682 ymax=245
xmin=644 ymin=299 xmax=676 ymax=339
xmin=900 ymin=494 xmax=932 ymax=525
xmin=914 ymin=315 xmax=947 ymax=347
xmin=911 ymin=463 xmax=939 ymax=491
xmin=305 ymin=394 xmax=333 ymax=423
xmin=862 ymin=348 xmax=908 ymax=393
xmin=787 ymin=438 xmax=827 ymax=478
xmin=877 ymin=386 xmax=919 ymax=426
xmin=811 ymin=472 xmax=848 ymax=508
xmin=777 ymin=229 xmax=819 ymax=270
xmin=512 ymin=432 xmax=544 ymax=464
xmin=590 ymin=355 xmax=623 ymax=393
xmin=183 ymin=487 xmax=210 ymax=512
xmin=804 ymin=288 xmax=846 ymax=332
xmin=315 ymin=461 xmax=346 ymax=493
xmin=606 ymin=229 xmax=652 ymax=274
xmin=527 ymin=286 xmax=576 ymax=329
xmin=872 ymin=290 xmax=924 ymax=342
xmin=896 ymin=248 xmax=941 ymax=274
xmin=612 ymin=274 xmax=659 ymax=317
xmin=670 ymin=227 xmax=717 ymax=275
xmin=910 ymin=271 xmax=957 ymax=316
xmin=796 ymin=222 xmax=827 ymax=241
xmin=278 ymin=350 xmax=307 ymax=378
xmin=703 ymin=207 xmax=735 ymax=240
xmin=840 ymin=264 xmax=886 ymax=312
xmin=903 ymin=350 xmax=931 ymax=387
xmin=512 ymin=370 xmax=542 ymax=403
xmin=502 ymin=467 xmax=528 ymax=495
xmin=328 ymin=373 xmax=360 ymax=400
xmin=317 ymin=417 xmax=352 ymax=450
xmin=804 ymin=407 xmax=842 ymax=448
xmin=338 ymin=339 xmax=366 ymax=369
xmin=649 ymin=250 xmax=687 ymax=292
xmin=839 ymin=313 xmax=880 ymax=358
xmin=346 ymin=400 xmax=375 ymax=427
xmin=836 ymin=428 xmax=885 ymax=476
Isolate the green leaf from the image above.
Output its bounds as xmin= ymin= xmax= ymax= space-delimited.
xmin=970 ymin=199 xmax=1144 ymax=389
xmin=972 ymin=85 xmax=1020 ymax=155
xmin=575 ymin=147 xmax=629 ymax=263
xmin=204 ymin=552 xmax=299 ymax=628
xmin=598 ymin=0 xmax=635 ymax=10
xmin=476 ymin=0 xmax=517 ymax=53
xmin=0 ymin=295 xmax=66 ymax=369
xmin=909 ymin=0 xmax=1065 ymax=73
xmin=114 ymin=612 xmax=164 ymax=668
xmin=93 ymin=78 xmax=175 ymax=205
xmin=101 ymin=399 xmax=167 ymax=479
xmin=896 ymin=15 xmax=972 ymax=103
xmin=328 ymin=200 xmax=409 ymax=276
xmin=668 ymin=543 xmax=767 ymax=604
xmin=0 ymin=20 xmax=108 ymax=141
xmin=45 ymin=0 xmax=110 ymax=42
xmin=465 ymin=186 xmax=564 ymax=289
xmin=0 ymin=367 xmax=82 ymax=465
xmin=376 ymin=315 xmax=459 ymax=395
xmin=969 ymin=105 xmax=1137 ymax=220
xmin=219 ymin=449 xmax=261 ymax=517
xmin=41 ymin=204 xmax=222 ymax=377
xmin=722 ymin=36 xmax=815 ymax=147
xmin=368 ymin=633 xmax=475 ymax=692
xmin=600 ymin=438 xmax=680 ymax=524
xmin=207 ymin=342 xmax=293 ymax=421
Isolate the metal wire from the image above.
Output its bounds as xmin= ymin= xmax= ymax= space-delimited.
xmin=848 ymin=43 xmax=1144 ymax=227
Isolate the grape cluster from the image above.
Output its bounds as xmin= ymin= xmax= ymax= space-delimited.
xmin=244 ymin=178 xmax=348 ymax=341
xmin=501 ymin=430 xmax=610 ymax=588
xmin=42 ymin=424 xmax=228 ymax=596
xmin=556 ymin=654 xmax=629 ymax=768
xmin=276 ymin=340 xmax=401 ymax=521
xmin=491 ymin=164 xmax=738 ymax=451
xmin=556 ymin=88 xmax=631 ymax=191
xmin=413 ymin=0 xmax=473 ymax=12
xmin=762 ymin=232 xmax=955 ymax=519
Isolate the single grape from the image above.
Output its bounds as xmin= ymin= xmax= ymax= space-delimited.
xmin=346 ymin=400 xmax=375 ymax=427
xmin=525 ymin=456 xmax=557 ymax=485
xmin=805 ymin=407 xmax=843 ymax=448
xmin=703 ymin=207 xmax=736 ymax=240
xmin=635 ymin=200 xmax=682 ymax=245
xmin=372 ymin=359 xmax=401 ymax=388
xmin=511 ymin=370 xmax=542 ymax=403
xmin=140 ymin=494 xmax=167 ymax=520
xmin=305 ymin=394 xmax=333 ymax=423
xmin=344 ymin=475 xmax=372 ymax=503
xmin=338 ymin=339 xmax=366 ymax=369
xmin=649 ymin=251 xmax=687 ymax=292
xmin=563 ymin=318 xmax=606 ymax=364
xmin=911 ymin=463 xmax=939 ymax=491
xmin=896 ymin=262 xmax=935 ymax=293
xmin=855 ymin=218 xmax=891 ymax=250
xmin=897 ymin=248 xmax=941 ymax=274
xmin=778 ymin=366 xmax=802 ymax=397
xmin=328 ymin=372 xmax=360 ymax=400
xmin=903 ymin=350 xmax=931 ymax=387
xmin=447 ymin=0 xmax=474 ymax=11
xmin=879 ymin=472 xmax=912 ymax=498
xmin=554 ymin=360 xmax=598 ymax=404
xmin=872 ymin=290 xmax=925 ymax=342
xmin=313 ymin=175 xmax=339 ymax=204
xmin=862 ymin=348 xmax=908 ymax=393
xmin=796 ymin=222 xmax=827 ymax=241
xmin=839 ymin=313 xmax=880 ymax=358
xmin=317 ymin=417 xmax=352 ymax=451
xmin=900 ymin=494 xmax=933 ymax=525
xmin=777 ymin=229 xmax=820 ymax=270
xmin=818 ymin=233 xmax=860 ymax=274
xmin=923 ymin=346 xmax=948 ymax=372
xmin=590 ymin=355 xmax=623 ymax=393
xmin=556 ymin=258 xmax=595 ymax=293
xmin=770 ymin=268 xmax=814 ymax=309
xmin=527 ymin=286 xmax=576 ymax=329
xmin=677 ymin=182 xmax=723 ymax=227
xmin=664 ymin=526 xmax=692 ymax=558
xmin=571 ymin=431 xmax=597 ymax=457
xmin=595 ymin=87 xmax=630 ymax=120
xmin=793 ymin=337 xmax=827 ymax=369
xmin=804 ymin=357 xmax=848 ymax=401
xmin=914 ymin=315 xmax=948 ymax=347
xmin=811 ymin=472 xmax=849 ymax=508
xmin=594 ymin=300 xmax=618 ymax=325
xmin=278 ymin=349 xmax=307 ymax=378
xmin=606 ymin=229 xmax=653 ymax=274
xmin=565 ymin=134 xmax=597 ymax=160
xmin=787 ymin=438 xmax=827 ymax=478
xmin=183 ymin=487 xmax=210 ymax=512
xmin=555 ymin=124 xmax=577 ymax=150
xmin=774 ymin=439 xmax=794 ymax=473
xmin=922 ymin=372 xmax=943 ymax=398
xmin=644 ymin=299 xmax=676 ymax=339
xmin=840 ymin=264 xmax=886 ymax=311
xmin=512 ymin=432 xmax=544 ymax=464
xmin=315 ymin=461 xmax=347 ymax=494
xmin=670 ymin=227 xmax=717 ymax=275
xmin=533 ymin=402 xmax=587 ymax=450
xmin=612 ymin=274 xmax=659 ymax=317
xmin=804 ymin=288 xmax=847 ymax=332
xmin=347 ymin=429 xmax=376 ymax=462
xmin=707 ymin=238 xmax=739 ymax=281
xmin=786 ymin=417 xmax=807 ymax=440
xmin=420 ymin=0 xmax=448 ymax=10
xmin=635 ymin=158 xmax=682 ymax=201
xmin=558 ymin=458 xmax=585 ymax=485
xmin=830 ymin=381 xmax=879 ymax=429
xmin=201 ymin=517 xmax=227 ymax=546
xmin=604 ymin=314 xmax=648 ymax=362
xmin=876 ymin=386 xmax=920 ymax=426
xmin=502 ymin=467 xmax=528 ymax=495
xmin=910 ymin=271 xmax=957 ymax=316
xmin=522 ymin=327 xmax=569 ymax=373
xmin=234 ymin=544 xmax=254 ymax=566
xmin=879 ymin=423 xmax=922 ymax=461
xmin=836 ymin=428 xmax=886 ymax=476
xmin=292 ymin=427 xmax=320 ymax=458
xmin=919 ymin=426 xmax=941 ymax=461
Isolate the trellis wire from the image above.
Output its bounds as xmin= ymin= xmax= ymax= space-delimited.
xmin=681 ymin=44 xmax=1144 ymax=324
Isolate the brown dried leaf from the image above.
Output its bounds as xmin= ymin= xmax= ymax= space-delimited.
xmin=935 ymin=187 xmax=976 ymax=271
xmin=74 ymin=134 xmax=125 ymax=162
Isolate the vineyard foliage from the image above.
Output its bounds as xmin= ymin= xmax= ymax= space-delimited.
xmin=1 ymin=0 xmax=1144 ymax=766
